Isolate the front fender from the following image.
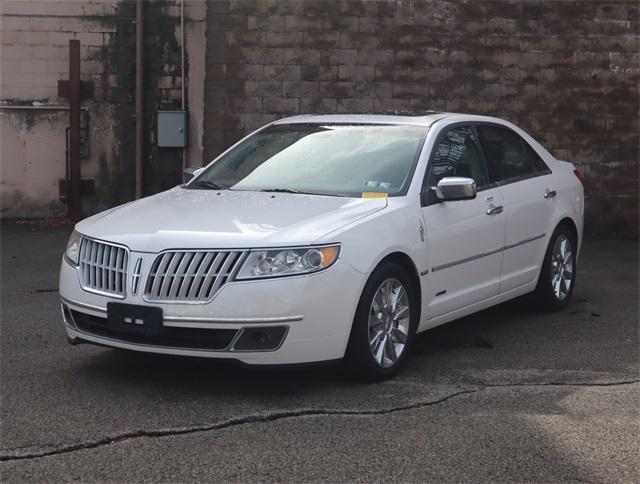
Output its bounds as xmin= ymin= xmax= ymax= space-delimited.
xmin=315 ymin=196 xmax=427 ymax=276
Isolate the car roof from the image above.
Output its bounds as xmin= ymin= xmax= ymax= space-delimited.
xmin=272 ymin=112 xmax=507 ymax=127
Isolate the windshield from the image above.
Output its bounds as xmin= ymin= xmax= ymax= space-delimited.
xmin=191 ymin=124 xmax=428 ymax=197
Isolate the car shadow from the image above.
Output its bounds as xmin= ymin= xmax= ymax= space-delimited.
xmin=75 ymin=297 xmax=529 ymax=392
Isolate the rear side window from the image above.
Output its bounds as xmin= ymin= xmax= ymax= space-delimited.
xmin=479 ymin=125 xmax=549 ymax=183
xmin=426 ymin=126 xmax=489 ymax=189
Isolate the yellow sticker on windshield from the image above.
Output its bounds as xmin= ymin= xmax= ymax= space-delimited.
xmin=362 ymin=192 xmax=388 ymax=199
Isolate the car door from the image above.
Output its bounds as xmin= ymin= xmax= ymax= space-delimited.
xmin=421 ymin=125 xmax=506 ymax=320
xmin=477 ymin=124 xmax=555 ymax=292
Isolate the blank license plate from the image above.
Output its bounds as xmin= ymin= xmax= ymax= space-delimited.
xmin=107 ymin=303 xmax=163 ymax=337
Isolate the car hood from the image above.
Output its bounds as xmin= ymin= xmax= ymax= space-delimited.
xmin=76 ymin=187 xmax=387 ymax=252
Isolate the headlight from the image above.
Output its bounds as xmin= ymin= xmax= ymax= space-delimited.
xmin=64 ymin=230 xmax=82 ymax=266
xmin=236 ymin=245 xmax=340 ymax=280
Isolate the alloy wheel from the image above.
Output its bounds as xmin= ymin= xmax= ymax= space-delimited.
xmin=368 ymin=278 xmax=410 ymax=368
xmin=551 ymin=234 xmax=574 ymax=301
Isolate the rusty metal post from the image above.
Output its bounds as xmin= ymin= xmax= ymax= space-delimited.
xmin=135 ymin=0 xmax=144 ymax=199
xmin=68 ymin=39 xmax=82 ymax=221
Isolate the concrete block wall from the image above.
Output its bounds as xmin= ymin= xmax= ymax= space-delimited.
xmin=204 ymin=0 xmax=639 ymax=237
xmin=0 ymin=0 xmax=206 ymax=217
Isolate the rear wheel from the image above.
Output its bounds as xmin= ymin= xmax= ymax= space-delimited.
xmin=344 ymin=262 xmax=418 ymax=381
xmin=532 ymin=225 xmax=577 ymax=310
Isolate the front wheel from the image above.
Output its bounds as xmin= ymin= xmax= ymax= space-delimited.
xmin=344 ymin=262 xmax=418 ymax=381
xmin=532 ymin=225 xmax=577 ymax=310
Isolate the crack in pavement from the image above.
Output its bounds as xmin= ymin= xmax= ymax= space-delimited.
xmin=462 ymin=379 xmax=640 ymax=389
xmin=2 ymin=379 xmax=638 ymax=463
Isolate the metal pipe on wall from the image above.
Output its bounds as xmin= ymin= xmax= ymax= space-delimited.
xmin=0 ymin=105 xmax=87 ymax=111
xmin=68 ymin=39 xmax=82 ymax=221
xmin=181 ymin=0 xmax=185 ymax=111
xmin=135 ymin=0 xmax=144 ymax=199
xmin=180 ymin=0 xmax=187 ymax=171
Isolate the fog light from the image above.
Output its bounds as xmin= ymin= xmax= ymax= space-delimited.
xmin=232 ymin=326 xmax=287 ymax=351
xmin=257 ymin=332 xmax=271 ymax=345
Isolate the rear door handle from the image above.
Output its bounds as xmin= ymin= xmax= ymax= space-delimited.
xmin=486 ymin=204 xmax=503 ymax=215
xmin=544 ymin=189 xmax=557 ymax=199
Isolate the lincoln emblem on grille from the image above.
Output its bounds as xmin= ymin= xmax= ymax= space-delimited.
xmin=131 ymin=257 xmax=143 ymax=295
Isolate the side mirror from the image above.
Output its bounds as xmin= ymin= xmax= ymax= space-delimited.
xmin=432 ymin=177 xmax=476 ymax=201
xmin=183 ymin=166 xmax=204 ymax=184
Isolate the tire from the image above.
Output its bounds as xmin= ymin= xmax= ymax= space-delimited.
xmin=344 ymin=261 xmax=419 ymax=382
xmin=532 ymin=224 xmax=577 ymax=311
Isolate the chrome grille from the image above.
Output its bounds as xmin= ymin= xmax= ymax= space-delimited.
xmin=78 ymin=238 xmax=128 ymax=297
xmin=144 ymin=250 xmax=247 ymax=302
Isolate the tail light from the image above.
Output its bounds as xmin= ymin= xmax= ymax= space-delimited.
xmin=573 ymin=169 xmax=584 ymax=184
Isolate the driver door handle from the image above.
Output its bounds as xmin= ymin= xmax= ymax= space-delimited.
xmin=486 ymin=204 xmax=503 ymax=215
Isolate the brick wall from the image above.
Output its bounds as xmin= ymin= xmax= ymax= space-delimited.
xmin=204 ymin=0 xmax=639 ymax=237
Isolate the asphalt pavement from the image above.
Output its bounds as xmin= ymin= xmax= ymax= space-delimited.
xmin=0 ymin=220 xmax=638 ymax=482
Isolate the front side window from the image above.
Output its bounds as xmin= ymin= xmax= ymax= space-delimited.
xmin=425 ymin=126 xmax=489 ymax=190
xmin=192 ymin=124 xmax=428 ymax=198
xmin=479 ymin=125 xmax=548 ymax=183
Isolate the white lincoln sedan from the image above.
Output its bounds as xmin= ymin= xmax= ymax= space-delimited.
xmin=60 ymin=112 xmax=584 ymax=380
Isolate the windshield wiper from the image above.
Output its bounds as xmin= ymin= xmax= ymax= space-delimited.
xmin=258 ymin=188 xmax=302 ymax=194
xmin=187 ymin=180 xmax=228 ymax=190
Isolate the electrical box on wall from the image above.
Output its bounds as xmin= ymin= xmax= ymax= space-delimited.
xmin=157 ymin=111 xmax=187 ymax=147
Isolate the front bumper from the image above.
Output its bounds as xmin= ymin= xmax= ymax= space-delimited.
xmin=59 ymin=256 xmax=365 ymax=365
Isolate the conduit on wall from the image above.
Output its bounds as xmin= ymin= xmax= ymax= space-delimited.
xmin=135 ymin=0 xmax=144 ymax=199
xmin=181 ymin=0 xmax=187 ymax=172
